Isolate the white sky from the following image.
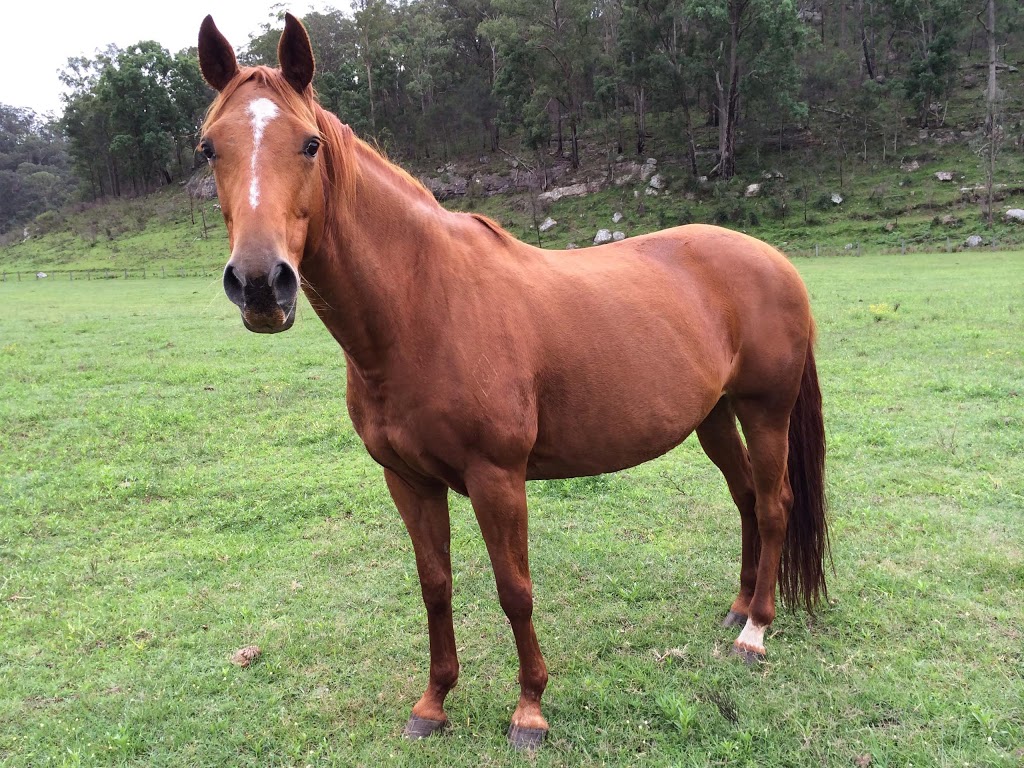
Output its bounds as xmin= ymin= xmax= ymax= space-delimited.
xmin=0 ymin=1 xmax=337 ymax=118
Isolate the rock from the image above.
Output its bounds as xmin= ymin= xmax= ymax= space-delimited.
xmin=965 ymin=235 xmax=983 ymax=248
xmin=613 ymin=162 xmax=642 ymax=186
xmin=884 ymin=222 xmax=895 ymax=232
xmin=36 ymin=272 xmax=48 ymax=278
xmin=538 ymin=181 xmax=601 ymax=203
xmin=699 ymin=175 xmax=708 ymax=183
xmin=566 ymin=242 xmax=578 ymax=250
xmin=231 ymin=645 xmax=261 ymax=667
xmin=745 ymin=183 xmax=761 ymax=198
xmin=900 ymin=160 xmax=920 ymax=172
xmin=1004 ymin=209 xmax=1024 ymax=223
xmin=940 ymin=215 xmax=961 ymax=227
xmin=186 ymin=173 xmax=218 ymax=200
xmin=640 ymin=163 xmax=657 ymax=182
xmin=831 ymin=193 xmax=843 ymax=205
xmin=594 ymin=229 xmax=613 ymax=245
xmin=539 ymin=217 xmax=557 ymax=232
xmin=844 ymin=243 xmax=854 ymax=251
xmin=645 ymin=157 xmax=657 ymax=166
xmin=612 ymin=211 xmax=623 ymax=223
xmin=612 ymin=231 xmax=626 ymax=241
xmin=762 ymin=170 xmax=784 ymax=180
xmin=648 ymin=174 xmax=665 ymax=190
xmin=934 ymin=171 xmax=954 ymax=182
xmin=644 ymin=187 xmax=659 ymax=197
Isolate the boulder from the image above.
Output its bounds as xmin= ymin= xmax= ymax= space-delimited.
xmin=900 ymin=160 xmax=920 ymax=173
xmin=539 ymin=217 xmax=557 ymax=232
xmin=965 ymin=235 xmax=983 ymax=248
xmin=594 ymin=229 xmax=613 ymax=245
xmin=648 ymin=174 xmax=665 ymax=190
xmin=612 ymin=211 xmax=623 ymax=223
xmin=745 ymin=183 xmax=761 ymax=198
xmin=538 ymin=181 xmax=601 ymax=203
xmin=831 ymin=193 xmax=843 ymax=205
xmin=934 ymin=171 xmax=954 ymax=182
xmin=612 ymin=231 xmax=626 ymax=241
xmin=1004 ymin=209 xmax=1024 ymax=224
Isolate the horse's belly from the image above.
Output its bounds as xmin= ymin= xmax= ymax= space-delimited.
xmin=525 ymin=383 xmax=714 ymax=480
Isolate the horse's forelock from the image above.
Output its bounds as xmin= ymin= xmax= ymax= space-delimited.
xmin=202 ymin=66 xmax=318 ymax=135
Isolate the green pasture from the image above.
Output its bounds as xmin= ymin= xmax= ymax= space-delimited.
xmin=1 ymin=251 xmax=1022 ymax=767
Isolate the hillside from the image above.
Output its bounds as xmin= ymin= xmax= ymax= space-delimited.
xmin=3 ymin=62 xmax=1024 ymax=275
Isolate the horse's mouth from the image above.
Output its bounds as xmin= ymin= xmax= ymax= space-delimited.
xmin=241 ymin=301 xmax=295 ymax=334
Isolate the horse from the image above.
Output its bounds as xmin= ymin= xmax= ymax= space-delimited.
xmin=197 ymin=13 xmax=829 ymax=749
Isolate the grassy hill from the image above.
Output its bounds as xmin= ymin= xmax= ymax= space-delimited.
xmin=3 ymin=71 xmax=1024 ymax=274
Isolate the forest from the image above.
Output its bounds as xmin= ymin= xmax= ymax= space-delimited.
xmin=1 ymin=0 xmax=1022 ymax=236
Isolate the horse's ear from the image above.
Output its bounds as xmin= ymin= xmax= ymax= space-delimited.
xmin=278 ymin=13 xmax=315 ymax=93
xmin=198 ymin=15 xmax=239 ymax=92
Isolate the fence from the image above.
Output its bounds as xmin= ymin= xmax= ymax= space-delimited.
xmin=1 ymin=267 xmax=222 ymax=282
xmin=1 ymin=236 xmax=1015 ymax=284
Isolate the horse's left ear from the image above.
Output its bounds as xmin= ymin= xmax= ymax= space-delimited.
xmin=278 ymin=13 xmax=315 ymax=93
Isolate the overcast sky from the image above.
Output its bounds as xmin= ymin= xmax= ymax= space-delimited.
xmin=1 ymin=1 xmax=335 ymax=117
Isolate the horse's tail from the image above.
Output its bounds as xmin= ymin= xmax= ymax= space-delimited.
xmin=779 ymin=339 xmax=831 ymax=612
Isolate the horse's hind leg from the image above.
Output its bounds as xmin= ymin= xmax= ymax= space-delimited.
xmin=696 ymin=397 xmax=758 ymax=629
xmin=728 ymin=397 xmax=795 ymax=662
xmin=384 ymin=470 xmax=460 ymax=739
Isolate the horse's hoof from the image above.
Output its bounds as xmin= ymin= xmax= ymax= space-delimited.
xmin=507 ymin=723 xmax=548 ymax=750
xmin=403 ymin=715 xmax=447 ymax=740
xmin=730 ymin=644 xmax=766 ymax=665
xmin=721 ymin=610 xmax=748 ymax=628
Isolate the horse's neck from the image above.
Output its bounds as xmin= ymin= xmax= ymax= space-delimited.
xmin=301 ymin=143 xmax=455 ymax=377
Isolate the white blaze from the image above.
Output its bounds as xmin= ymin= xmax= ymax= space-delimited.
xmin=247 ymin=98 xmax=280 ymax=209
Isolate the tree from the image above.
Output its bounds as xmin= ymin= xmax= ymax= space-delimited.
xmin=690 ymin=0 xmax=807 ymax=179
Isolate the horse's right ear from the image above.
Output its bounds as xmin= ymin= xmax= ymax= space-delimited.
xmin=198 ymin=15 xmax=239 ymax=92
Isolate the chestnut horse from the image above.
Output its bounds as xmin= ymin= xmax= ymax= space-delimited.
xmin=198 ymin=14 xmax=829 ymax=749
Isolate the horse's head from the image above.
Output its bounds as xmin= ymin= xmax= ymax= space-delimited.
xmin=198 ymin=14 xmax=324 ymax=333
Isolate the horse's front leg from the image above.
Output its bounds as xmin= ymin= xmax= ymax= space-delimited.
xmin=465 ymin=463 xmax=549 ymax=750
xmin=384 ymin=469 xmax=459 ymax=739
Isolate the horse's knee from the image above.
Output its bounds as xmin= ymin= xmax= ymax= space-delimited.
xmin=496 ymin=579 xmax=534 ymax=623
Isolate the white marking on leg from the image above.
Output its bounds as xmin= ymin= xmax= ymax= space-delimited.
xmin=735 ymin=617 xmax=767 ymax=652
xmin=246 ymin=98 xmax=280 ymax=210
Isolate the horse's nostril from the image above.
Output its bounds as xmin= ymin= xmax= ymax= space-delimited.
xmin=223 ymin=264 xmax=246 ymax=307
xmin=269 ymin=261 xmax=298 ymax=306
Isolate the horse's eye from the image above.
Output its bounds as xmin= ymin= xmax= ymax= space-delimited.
xmin=303 ymin=138 xmax=321 ymax=158
xmin=199 ymin=140 xmax=216 ymax=161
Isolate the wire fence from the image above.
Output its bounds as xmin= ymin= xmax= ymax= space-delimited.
xmin=1 ymin=236 xmax=1016 ymax=285
xmin=1 ymin=267 xmax=223 ymax=283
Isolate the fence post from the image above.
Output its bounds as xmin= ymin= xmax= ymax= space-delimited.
xmin=124 ymin=269 xmax=128 ymax=280
xmin=901 ymin=239 xmax=905 ymax=255
xmin=70 ymin=271 xmax=73 ymax=281
xmin=162 ymin=266 xmax=166 ymax=278
xmin=815 ymin=244 xmax=819 ymax=257
xmin=947 ymin=237 xmax=951 ymax=253
xmin=18 ymin=271 xmax=21 ymax=281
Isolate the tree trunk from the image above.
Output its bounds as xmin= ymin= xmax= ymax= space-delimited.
xmin=635 ymin=85 xmax=646 ymax=156
xmin=983 ymin=0 xmax=997 ymax=228
xmin=716 ymin=0 xmax=743 ymax=180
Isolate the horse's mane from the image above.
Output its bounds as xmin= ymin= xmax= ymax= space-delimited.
xmin=202 ymin=66 xmax=514 ymax=247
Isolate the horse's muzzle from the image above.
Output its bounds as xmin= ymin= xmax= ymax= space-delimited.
xmin=224 ymin=259 xmax=298 ymax=334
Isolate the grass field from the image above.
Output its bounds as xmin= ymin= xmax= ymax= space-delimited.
xmin=1 ymin=251 xmax=1022 ymax=767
